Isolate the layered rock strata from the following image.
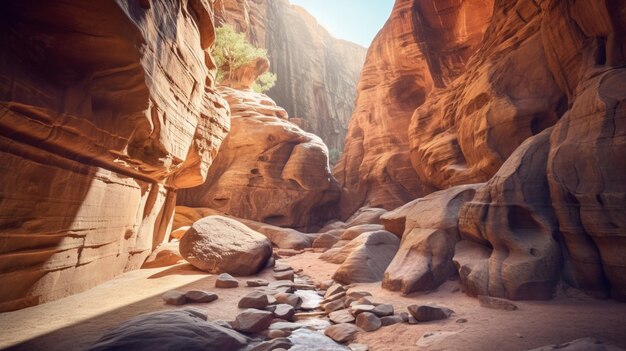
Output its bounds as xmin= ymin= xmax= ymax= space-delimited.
xmin=0 ymin=0 xmax=229 ymax=311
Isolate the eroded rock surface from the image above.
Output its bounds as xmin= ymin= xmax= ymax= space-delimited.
xmin=215 ymin=0 xmax=366 ymax=151
xmin=178 ymin=61 xmax=339 ymax=231
xmin=0 ymin=0 xmax=229 ymax=312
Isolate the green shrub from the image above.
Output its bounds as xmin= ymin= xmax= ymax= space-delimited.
xmin=213 ymin=25 xmax=277 ymax=93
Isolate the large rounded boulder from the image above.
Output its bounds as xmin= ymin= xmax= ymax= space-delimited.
xmin=179 ymin=216 xmax=272 ymax=276
xmin=87 ymin=309 xmax=248 ymax=351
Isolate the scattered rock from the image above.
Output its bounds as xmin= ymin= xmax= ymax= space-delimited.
xmin=407 ymin=304 xmax=454 ymax=322
xmin=322 ymin=291 xmax=346 ymax=304
xmin=247 ymin=279 xmax=270 ymax=287
xmin=356 ymin=312 xmax=381 ymax=332
xmin=273 ymin=270 xmax=295 ymax=281
xmin=318 ymin=280 xmax=335 ymax=290
xmin=273 ymin=304 xmax=295 ymax=321
xmin=162 ymin=290 xmax=187 ymax=305
xmin=380 ymin=315 xmax=404 ymax=326
xmin=231 ymin=309 xmax=274 ymax=333
xmin=324 ymin=323 xmax=360 ymax=343
xmin=87 ymin=310 xmax=248 ymax=351
xmin=275 ymin=293 xmax=303 ymax=309
xmin=350 ymin=304 xmax=376 ymax=316
xmin=239 ymin=291 xmax=272 ymax=309
xmin=329 ymin=309 xmax=356 ymax=324
xmin=274 ymin=264 xmax=293 ymax=272
xmin=325 ymin=284 xmax=346 ymax=298
xmin=268 ymin=280 xmax=295 ymax=292
xmin=372 ymin=304 xmax=394 ymax=317
xmin=185 ymin=290 xmax=218 ymax=303
xmin=215 ymin=273 xmax=239 ymax=288
xmin=250 ymin=337 xmax=293 ymax=351
xmin=179 ymin=216 xmax=272 ymax=275
xmin=456 ymin=318 xmax=468 ymax=323
xmin=323 ymin=299 xmax=346 ymax=314
xmin=478 ymin=295 xmax=518 ymax=311
xmin=407 ymin=316 xmax=419 ymax=325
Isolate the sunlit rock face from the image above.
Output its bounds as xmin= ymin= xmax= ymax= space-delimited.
xmin=178 ymin=59 xmax=339 ymax=232
xmin=369 ymin=0 xmax=626 ymax=300
xmin=0 ymin=0 xmax=229 ymax=312
xmin=214 ymin=0 xmax=367 ymax=152
xmin=333 ymin=0 xmax=494 ymax=218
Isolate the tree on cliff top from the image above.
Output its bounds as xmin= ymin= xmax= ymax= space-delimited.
xmin=213 ymin=25 xmax=277 ymax=93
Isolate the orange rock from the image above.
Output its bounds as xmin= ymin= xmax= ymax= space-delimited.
xmin=333 ymin=0 xmax=493 ymax=218
xmin=178 ymin=79 xmax=339 ymax=231
xmin=0 ymin=0 xmax=228 ymax=311
xmin=215 ymin=0 xmax=366 ymax=151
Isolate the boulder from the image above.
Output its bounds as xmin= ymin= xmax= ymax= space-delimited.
xmin=239 ymin=291 xmax=272 ymax=309
xmin=380 ymin=315 xmax=404 ymax=326
xmin=87 ymin=310 xmax=248 ymax=351
xmin=457 ymin=130 xmax=561 ymax=300
xmin=327 ymin=231 xmax=400 ymax=284
xmin=216 ymin=273 xmax=240 ymax=288
xmin=324 ymin=323 xmax=360 ymax=344
xmin=372 ymin=304 xmax=394 ymax=317
xmin=407 ymin=304 xmax=453 ymax=322
xmin=249 ymin=338 xmax=293 ymax=351
xmin=273 ymin=304 xmax=295 ymax=321
xmin=162 ymin=291 xmax=187 ymax=306
xmin=355 ymin=312 xmax=382 ymax=332
xmin=274 ymin=293 xmax=302 ymax=309
xmin=382 ymin=185 xmax=480 ymax=295
xmin=247 ymin=279 xmax=269 ymax=287
xmin=179 ymin=216 xmax=272 ymax=276
xmin=185 ymin=291 xmax=218 ymax=303
xmin=232 ymin=309 xmax=274 ymax=334
xmin=329 ymin=309 xmax=356 ymax=324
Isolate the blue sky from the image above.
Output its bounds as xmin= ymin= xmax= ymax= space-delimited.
xmin=289 ymin=0 xmax=395 ymax=47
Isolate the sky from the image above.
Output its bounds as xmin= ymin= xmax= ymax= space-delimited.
xmin=289 ymin=0 xmax=395 ymax=47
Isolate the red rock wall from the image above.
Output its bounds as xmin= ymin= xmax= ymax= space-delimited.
xmin=0 ymin=0 xmax=229 ymax=311
xmin=333 ymin=0 xmax=494 ymax=218
xmin=214 ymin=0 xmax=367 ymax=152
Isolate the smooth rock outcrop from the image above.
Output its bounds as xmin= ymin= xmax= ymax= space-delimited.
xmin=457 ymin=130 xmax=561 ymax=300
xmin=142 ymin=242 xmax=183 ymax=269
xmin=382 ymin=185 xmax=480 ymax=294
xmin=179 ymin=216 xmax=271 ymax=276
xmin=325 ymin=231 xmax=400 ymax=284
xmin=0 ymin=0 xmax=229 ymax=312
xmin=178 ymin=82 xmax=340 ymax=231
xmin=87 ymin=310 xmax=248 ymax=351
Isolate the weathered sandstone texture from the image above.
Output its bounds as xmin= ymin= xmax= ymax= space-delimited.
xmin=383 ymin=184 xmax=480 ymax=295
xmin=178 ymin=59 xmax=339 ymax=231
xmin=215 ymin=0 xmax=366 ymax=151
xmin=179 ymin=216 xmax=271 ymax=276
xmin=367 ymin=0 xmax=626 ymax=300
xmin=333 ymin=0 xmax=494 ymax=217
xmin=0 ymin=0 xmax=229 ymax=311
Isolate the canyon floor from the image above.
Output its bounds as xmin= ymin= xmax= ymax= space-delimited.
xmin=1 ymin=252 xmax=625 ymax=351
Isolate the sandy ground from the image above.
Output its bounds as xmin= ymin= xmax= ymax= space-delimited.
xmin=0 ymin=252 xmax=625 ymax=351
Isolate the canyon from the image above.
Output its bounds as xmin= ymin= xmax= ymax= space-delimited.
xmin=0 ymin=0 xmax=625 ymax=350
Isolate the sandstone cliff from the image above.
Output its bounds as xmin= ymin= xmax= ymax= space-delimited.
xmin=337 ymin=0 xmax=626 ymax=301
xmin=214 ymin=0 xmax=367 ymax=152
xmin=333 ymin=0 xmax=494 ymax=217
xmin=0 ymin=0 xmax=229 ymax=312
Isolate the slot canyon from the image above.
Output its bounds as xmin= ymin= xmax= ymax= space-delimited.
xmin=0 ymin=0 xmax=625 ymax=350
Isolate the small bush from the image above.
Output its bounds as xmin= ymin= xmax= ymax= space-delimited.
xmin=213 ymin=25 xmax=277 ymax=93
